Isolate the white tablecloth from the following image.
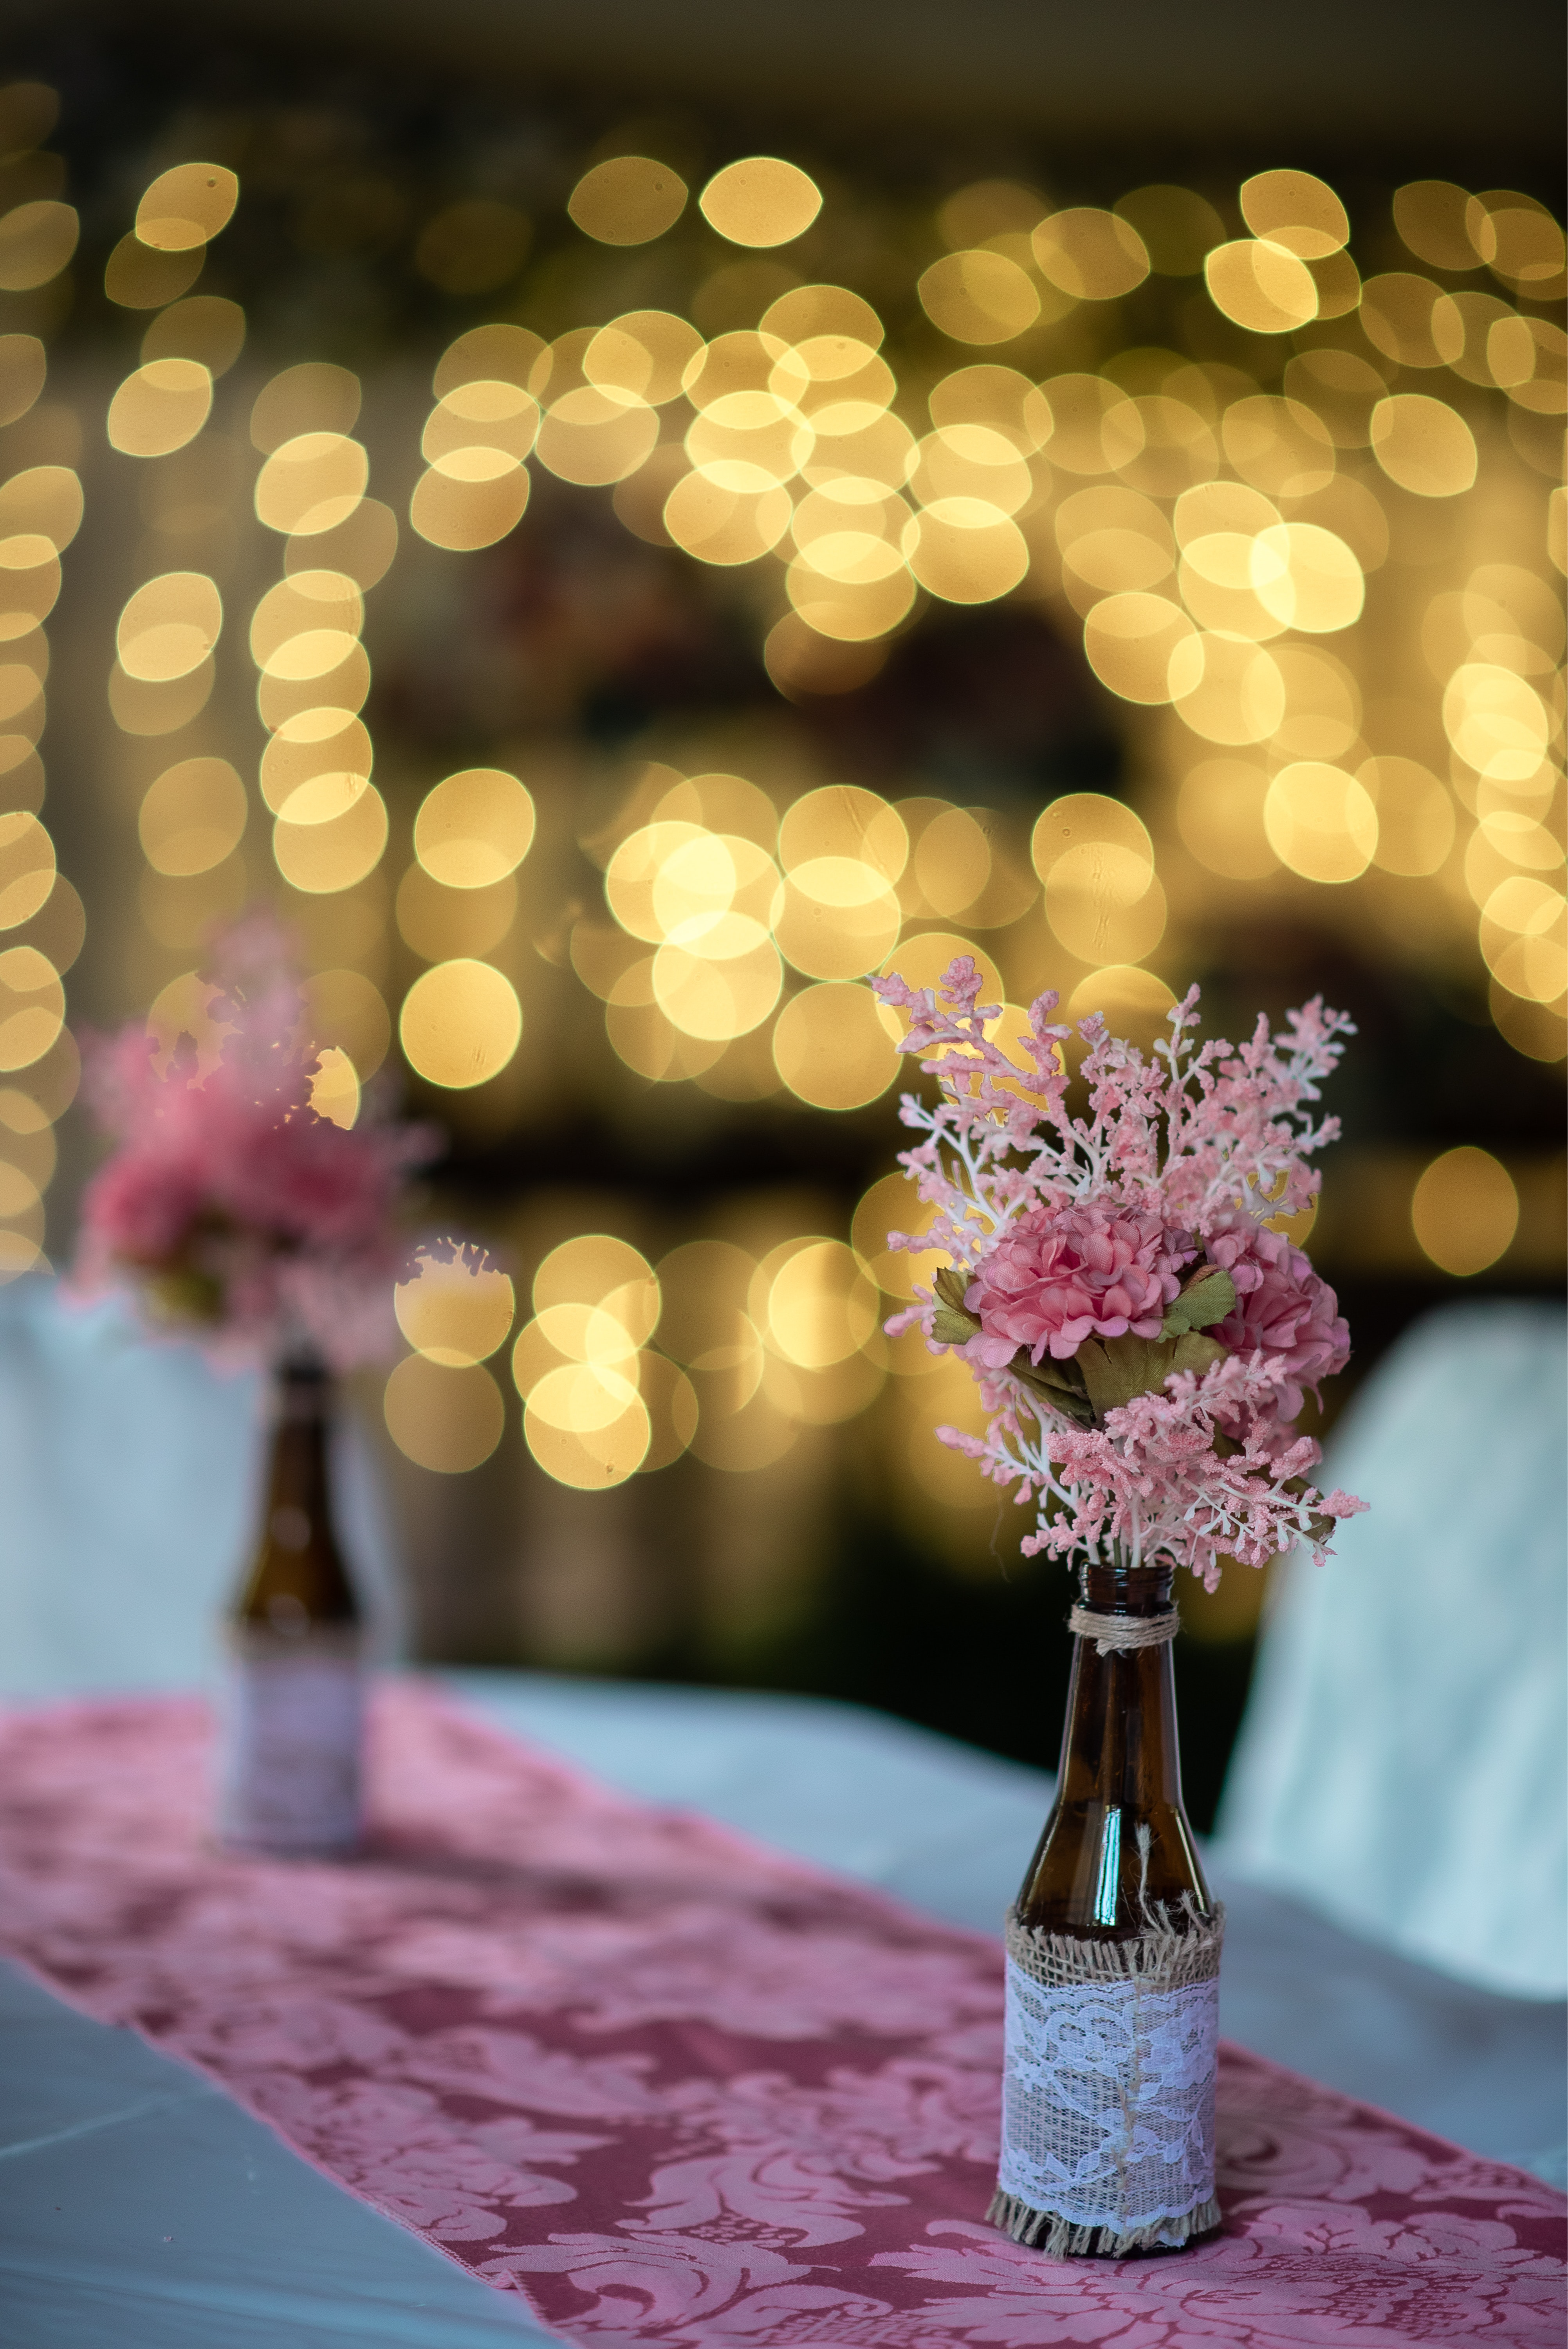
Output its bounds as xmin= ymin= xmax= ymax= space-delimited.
xmin=1 ymin=1672 xmax=1563 ymax=2347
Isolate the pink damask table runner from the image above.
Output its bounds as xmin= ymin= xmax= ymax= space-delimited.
xmin=0 ymin=1683 xmax=1560 ymax=2348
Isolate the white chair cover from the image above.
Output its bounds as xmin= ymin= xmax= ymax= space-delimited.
xmin=1216 ymin=1299 xmax=1568 ymax=1999
xmin=0 ymin=1276 xmax=403 ymax=1700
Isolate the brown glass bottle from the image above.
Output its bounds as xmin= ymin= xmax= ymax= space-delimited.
xmin=1016 ymin=1560 xmax=1211 ymax=1936
xmin=216 ymin=1356 xmax=366 ymax=1856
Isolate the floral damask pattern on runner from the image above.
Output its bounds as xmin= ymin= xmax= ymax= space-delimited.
xmin=0 ymin=1684 xmax=1560 ymax=2349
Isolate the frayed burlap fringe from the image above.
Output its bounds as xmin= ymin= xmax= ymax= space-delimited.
xmin=1004 ymin=1895 xmax=1224 ymax=1996
xmin=993 ymin=1901 xmax=1224 ymax=2259
xmin=987 ymin=2187 xmax=1222 ymax=2257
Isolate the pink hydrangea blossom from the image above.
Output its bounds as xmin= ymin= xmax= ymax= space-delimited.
xmin=871 ymin=955 xmax=1366 ymax=1585
xmin=962 ymin=1200 xmax=1192 ymax=1366
xmin=1206 ymin=1212 xmax=1350 ymax=1420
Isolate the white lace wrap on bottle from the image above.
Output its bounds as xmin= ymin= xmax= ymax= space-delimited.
xmin=217 ymin=1636 xmax=364 ymax=1855
xmin=991 ymin=1904 xmax=1224 ymax=2257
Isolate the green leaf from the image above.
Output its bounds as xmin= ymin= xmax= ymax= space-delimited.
xmin=1161 ymin=1265 xmax=1236 ymax=1337
xmin=931 ymin=1305 xmax=980 ymax=1347
xmin=932 ymin=1265 xmax=970 ymax=1313
xmin=1077 ymin=1330 xmax=1225 ymax=1417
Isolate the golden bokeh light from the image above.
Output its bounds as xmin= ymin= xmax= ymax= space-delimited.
xmin=0 ymin=465 xmax=81 ymax=552
xmin=384 ymin=1354 xmax=505 ymax=1473
xmin=306 ymin=1045 xmax=360 ymax=1129
xmin=254 ymin=431 xmax=368 ymax=535
xmin=1046 ymin=841 xmax=1167 ymax=964
xmin=0 ymin=945 xmax=63 ymax=1070
xmin=762 ymin=283 xmax=885 ymax=348
xmin=135 ymin=163 xmax=238 ymax=251
xmin=260 ymin=709 xmax=372 ymax=822
xmin=303 ymin=967 xmax=391 ymax=1081
xmin=586 ymin=311 xmax=705 ymax=404
xmin=395 ymin=1251 xmax=516 ymax=1366
xmin=1032 ymin=207 xmax=1149 ymax=299
xmin=422 ymin=380 xmax=540 ymax=475
xmin=1250 ymin=522 xmax=1364 ymax=634
xmin=1065 ymin=963 xmax=1178 ymax=1046
xmin=272 ymin=782 xmax=387 ymax=892
xmin=666 ymin=473 xmax=793 ymax=566
xmin=138 ymin=755 xmax=247 ymax=875
xmin=762 ymin=1237 xmax=881 ymax=1368
xmin=1369 ymin=394 xmax=1478 ymax=498
xmin=1177 ymin=759 xmax=1277 ymax=879
xmin=142 ymin=294 xmax=247 ymax=377
xmin=103 ymin=233 xmax=202 ymax=309
xmin=0 ymin=536 xmax=59 ymax=639
xmin=785 ymin=559 xmax=915 ymax=642
xmin=410 ymin=464 xmax=530 ymax=549
xmin=1443 ymin=663 xmax=1551 ymax=780
xmin=568 ymin=157 xmax=688 ymax=246
xmin=0 ymin=334 xmax=46 ymax=429
xmin=1263 ymin=762 xmax=1379 ymax=882
xmin=1272 ymin=644 xmax=1362 ymax=760
xmin=250 ymin=363 xmax=361 ymax=453
xmin=1479 ymin=877 xmax=1566 ymax=1003
xmin=106 ymin=359 xmax=213 ymax=457
xmin=1411 ymin=1147 xmax=1519 ymax=1276
xmin=1359 ymin=272 xmax=1461 ymax=370
xmin=1169 ymin=630 xmax=1287 ymax=745
xmin=399 ymin=957 xmax=521 ymax=1088
xmin=699 ymin=157 xmax=822 ymax=247
xmin=0 ymin=812 xmax=54 ymax=928
xmin=1205 ymin=239 xmax=1318 ymax=333
xmin=414 ymin=768 xmax=535 ymax=888
xmin=772 ymin=981 xmax=899 ymax=1109
xmin=288 ymin=498 xmax=398 ymax=591
xmin=912 ymin=805 xmax=992 ymax=918
xmin=250 ymin=570 xmax=363 ymax=669
xmin=1222 ymin=396 xmax=1335 ymax=498
xmin=774 ymin=856 xmax=902 ymax=980
xmin=1102 ymin=393 xmax=1218 ymax=500
xmin=1393 ymin=180 xmax=1478 ymax=273
xmin=108 ymin=654 xmax=214 ymax=737
xmin=918 ymin=249 xmax=1040 ymax=344
xmin=907 ymin=499 xmax=1028 ymax=604
xmin=852 ymin=1169 xmax=942 ymax=1299
xmin=535 ymin=1233 xmax=659 ymax=1327
xmin=116 ymin=570 xmax=222 ymax=680
xmin=1361 ymin=757 xmax=1456 ymax=877
xmin=434 ymin=324 xmax=545 ymax=398
xmin=536 ymin=385 xmax=659 ymax=485
xmin=1240 ymin=170 xmax=1349 ymax=258
xmin=779 ymin=784 xmax=906 ymax=880
xmin=1083 ymin=591 xmax=1196 ymax=704
xmin=0 ymin=200 xmax=78 ymax=292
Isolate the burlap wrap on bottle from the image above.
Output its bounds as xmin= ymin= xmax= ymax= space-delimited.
xmin=989 ymin=1902 xmax=1224 ymax=2257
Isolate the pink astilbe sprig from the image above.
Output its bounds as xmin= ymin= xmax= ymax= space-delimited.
xmin=870 ymin=955 xmax=1366 ymax=1582
xmin=73 ymin=914 xmax=439 ymax=1372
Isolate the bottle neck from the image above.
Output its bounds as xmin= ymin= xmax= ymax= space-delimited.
xmin=234 ymin=1362 xmax=359 ymax=1634
xmin=1058 ymin=1561 xmax=1183 ymax=1812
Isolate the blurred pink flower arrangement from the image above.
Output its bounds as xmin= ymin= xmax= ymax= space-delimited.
xmin=870 ymin=958 xmax=1366 ymax=1589
xmin=74 ymin=916 xmax=436 ymax=1371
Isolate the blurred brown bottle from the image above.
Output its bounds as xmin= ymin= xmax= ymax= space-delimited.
xmin=216 ymin=1354 xmax=366 ymax=1856
xmin=1015 ymin=1561 xmax=1211 ymax=1934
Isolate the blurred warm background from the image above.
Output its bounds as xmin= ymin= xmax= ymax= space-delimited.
xmin=1 ymin=2 xmax=1562 ymax=1822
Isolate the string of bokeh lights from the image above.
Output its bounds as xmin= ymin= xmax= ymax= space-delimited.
xmin=0 ymin=85 xmax=1561 ymax=1503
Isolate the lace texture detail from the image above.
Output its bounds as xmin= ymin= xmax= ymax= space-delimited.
xmin=999 ymin=1959 xmax=1218 ymax=2232
xmin=0 ymin=1686 xmax=1561 ymax=2347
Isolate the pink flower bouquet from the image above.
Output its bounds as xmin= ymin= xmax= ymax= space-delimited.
xmin=74 ymin=917 xmax=435 ymax=1372
xmin=870 ymin=958 xmax=1366 ymax=1588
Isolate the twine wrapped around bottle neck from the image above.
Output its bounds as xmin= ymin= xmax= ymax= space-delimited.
xmin=1068 ymin=1604 xmax=1180 ymax=1656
